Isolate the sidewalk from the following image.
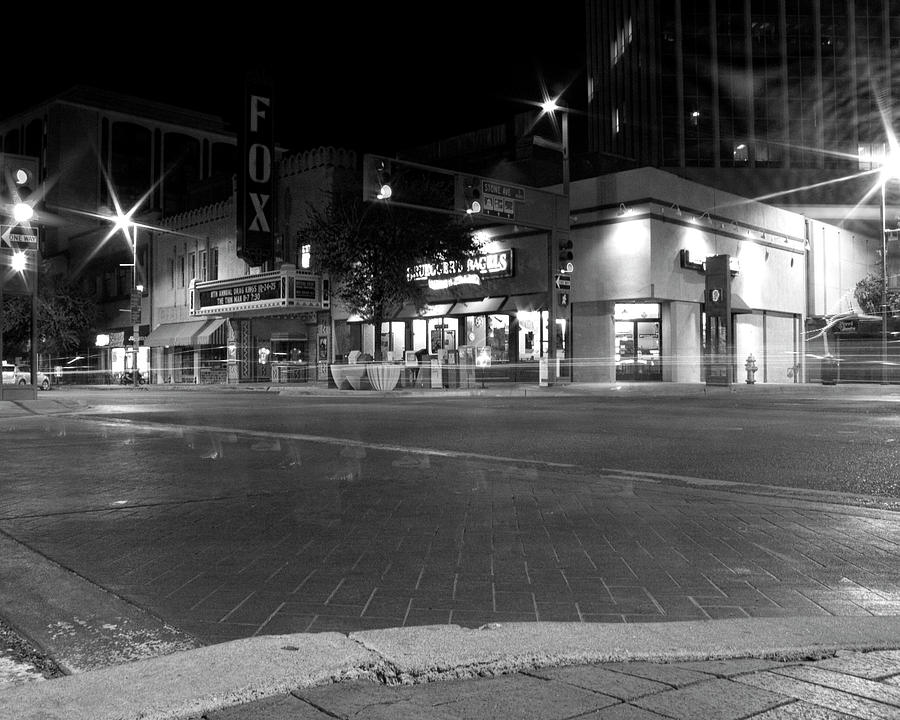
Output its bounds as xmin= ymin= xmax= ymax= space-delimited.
xmin=1 ymin=380 xmax=899 ymax=719
xmin=24 ymin=376 xmax=900 ymax=400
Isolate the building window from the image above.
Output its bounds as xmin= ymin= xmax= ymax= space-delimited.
xmin=209 ymin=248 xmax=218 ymax=281
xmin=116 ymin=266 xmax=129 ymax=296
xmin=179 ymin=256 xmax=185 ymax=287
xmin=300 ymin=243 xmax=311 ymax=269
xmin=611 ymin=17 xmax=633 ymax=65
xmin=199 ymin=250 xmax=207 ymax=282
xmin=168 ymin=258 xmax=175 ymax=289
xmin=189 ymin=252 xmax=196 ymax=284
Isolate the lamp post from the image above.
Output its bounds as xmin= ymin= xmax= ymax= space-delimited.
xmin=539 ymin=97 xmax=571 ymax=384
xmin=126 ymin=224 xmax=142 ymax=390
xmin=105 ymin=210 xmax=142 ymax=390
xmin=0 ymin=157 xmax=39 ymax=398
xmin=880 ymin=153 xmax=900 ymax=385
xmin=540 ymin=98 xmax=570 ymax=196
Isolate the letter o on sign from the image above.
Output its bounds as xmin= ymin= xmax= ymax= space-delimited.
xmin=249 ymin=143 xmax=271 ymax=183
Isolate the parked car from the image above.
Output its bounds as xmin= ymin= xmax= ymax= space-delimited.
xmin=1 ymin=362 xmax=51 ymax=390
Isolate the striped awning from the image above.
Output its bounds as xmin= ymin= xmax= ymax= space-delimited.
xmin=195 ymin=318 xmax=227 ymax=345
xmin=145 ymin=318 xmax=226 ymax=347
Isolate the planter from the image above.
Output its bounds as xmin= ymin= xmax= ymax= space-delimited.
xmin=366 ymin=363 xmax=402 ymax=391
xmin=329 ymin=364 xmax=352 ymax=390
xmin=343 ymin=365 xmax=369 ymax=390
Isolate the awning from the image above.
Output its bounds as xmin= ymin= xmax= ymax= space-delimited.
xmin=451 ymin=297 xmax=506 ymax=315
xmin=500 ymin=293 xmax=548 ymax=313
xmin=195 ymin=317 xmax=228 ymax=345
xmin=394 ymin=302 xmax=455 ymax=319
xmin=145 ymin=320 xmax=210 ymax=347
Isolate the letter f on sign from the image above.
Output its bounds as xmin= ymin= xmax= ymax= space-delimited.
xmin=250 ymin=95 xmax=270 ymax=132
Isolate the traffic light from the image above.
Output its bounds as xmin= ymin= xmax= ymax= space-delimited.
xmin=375 ymin=160 xmax=392 ymax=200
xmin=0 ymin=154 xmax=38 ymax=225
xmin=558 ymin=237 xmax=574 ymax=272
xmin=463 ymin=177 xmax=482 ymax=214
xmin=362 ymin=155 xmax=393 ymax=202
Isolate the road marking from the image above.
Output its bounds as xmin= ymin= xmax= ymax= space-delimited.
xmin=53 ymin=415 xmax=581 ymax=470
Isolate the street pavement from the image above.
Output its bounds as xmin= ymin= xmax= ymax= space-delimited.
xmin=1 ymin=379 xmax=900 ymax=719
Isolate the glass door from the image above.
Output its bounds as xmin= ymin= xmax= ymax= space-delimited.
xmin=615 ymin=320 xmax=662 ymax=381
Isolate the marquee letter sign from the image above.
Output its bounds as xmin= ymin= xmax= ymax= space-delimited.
xmin=237 ymin=73 xmax=275 ymax=267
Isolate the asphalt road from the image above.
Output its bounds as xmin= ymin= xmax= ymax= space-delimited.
xmin=45 ymin=386 xmax=900 ymax=502
xmin=1 ymin=383 xmax=899 ymax=690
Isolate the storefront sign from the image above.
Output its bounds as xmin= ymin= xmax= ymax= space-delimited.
xmin=408 ymin=249 xmax=513 ymax=283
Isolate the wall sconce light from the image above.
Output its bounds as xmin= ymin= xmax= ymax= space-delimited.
xmin=670 ymin=203 xmax=683 ymax=217
xmin=617 ymin=203 xmax=629 ymax=216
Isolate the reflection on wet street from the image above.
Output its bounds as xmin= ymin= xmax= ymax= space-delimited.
xmin=2 ymin=412 xmax=900 ymax=651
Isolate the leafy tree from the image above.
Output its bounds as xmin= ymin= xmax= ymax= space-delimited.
xmin=303 ymin=181 xmax=480 ymax=361
xmin=854 ymin=272 xmax=900 ymax=315
xmin=1 ymin=270 xmax=97 ymax=362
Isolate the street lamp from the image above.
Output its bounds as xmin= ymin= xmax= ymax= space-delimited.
xmin=112 ymin=218 xmax=142 ymax=389
xmin=538 ymin=96 xmax=571 ymax=384
xmin=539 ymin=98 xmax=570 ymax=197
xmin=879 ymin=152 xmax=900 ymax=385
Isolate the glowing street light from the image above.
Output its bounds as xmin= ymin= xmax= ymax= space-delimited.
xmin=10 ymin=250 xmax=27 ymax=272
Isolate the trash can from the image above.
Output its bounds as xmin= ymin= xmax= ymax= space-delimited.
xmin=821 ymin=355 xmax=838 ymax=385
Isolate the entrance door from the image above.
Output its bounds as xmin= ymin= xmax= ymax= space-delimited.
xmin=615 ymin=320 xmax=662 ymax=381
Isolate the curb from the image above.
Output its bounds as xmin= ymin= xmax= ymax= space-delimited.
xmin=4 ymin=617 xmax=900 ymax=720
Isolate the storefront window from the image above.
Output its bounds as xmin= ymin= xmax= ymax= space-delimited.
xmin=427 ymin=317 xmax=459 ymax=355
xmin=485 ymin=315 xmax=509 ymax=363
xmin=379 ymin=321 xmax=407 ymax=361
xmin=412 ymin=319 xmax=428 ymax=356
xmin=517 ymin=311 xmax=541 ymax=362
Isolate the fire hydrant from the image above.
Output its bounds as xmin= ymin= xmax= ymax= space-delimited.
xmin=745 ymin=354 xmax=758 ymax=384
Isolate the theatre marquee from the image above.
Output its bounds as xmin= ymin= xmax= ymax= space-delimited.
xmin=191 ymin=265 xmax=324 ymax=316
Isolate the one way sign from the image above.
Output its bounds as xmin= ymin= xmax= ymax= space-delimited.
xmin=1 ymin=225 xmax=38 ymax=247
xmin=555 ymin=274 xmax=571 ymax=289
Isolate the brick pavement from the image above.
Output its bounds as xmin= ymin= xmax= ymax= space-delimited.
xmin=1 ymin=412 xmax=899 ymax=651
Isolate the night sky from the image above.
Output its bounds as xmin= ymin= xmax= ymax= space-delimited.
xmin=14 ymin=3 xmax=586 ymax=156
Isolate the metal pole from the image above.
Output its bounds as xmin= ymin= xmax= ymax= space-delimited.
xmin=30 ymin=246 xmax=37 ymax=388
xmin=882 ymin=181 xmax=888 ymax=385
xmin=561 ymin=105 xmax=570 ymax=198
xmin=0 ymin=277 xmax=4 ymax=401
xmin=132 ymin=226 xmax=139 ymax=390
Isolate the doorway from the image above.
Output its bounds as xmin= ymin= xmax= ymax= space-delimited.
xmin=614 ymin=303 xmax=662 ymax=382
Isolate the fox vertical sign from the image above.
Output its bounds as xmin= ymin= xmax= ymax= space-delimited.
xmin=237 ymin=73 xmax=275 ymax=267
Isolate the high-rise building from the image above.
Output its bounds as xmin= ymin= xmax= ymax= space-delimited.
xmin=587 ymin=0 xmax=899 ymax=235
